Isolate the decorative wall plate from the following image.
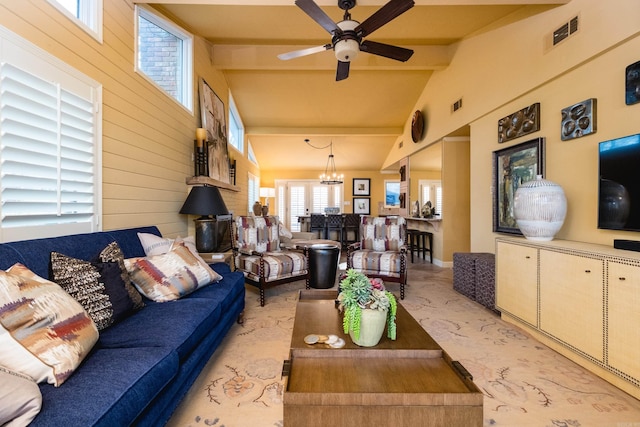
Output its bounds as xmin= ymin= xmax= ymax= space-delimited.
xmin=498 ymin=103 xmax=540 ymax=143
xmin=411 ymin=110 xmax=424 ymax=142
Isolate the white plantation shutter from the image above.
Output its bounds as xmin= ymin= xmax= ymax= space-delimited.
xmin=288 ymin=184 xmax=306 ymax=232
xmin=0 ymin=27 xmax=100 ymax=242
xmin=311 ymin=184 xmax=328 ymax=213
xmin=248 ymin=172 xmax=259 ymax=213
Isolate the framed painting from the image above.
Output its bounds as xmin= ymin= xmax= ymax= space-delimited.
xmin=493 ymin=137 xmax=545 ymax=234
xmin=384 ymin=180 xmax=401 ymax=208
xmin=353 ymin=178 xmax=370 ymax=196
xmin=353 ymin=198 xmax=370 ymax=215
xmin=199 ymin=77 xmax=226 ymax=143
xmin=199 ymin=77 xmax=230 ymax=183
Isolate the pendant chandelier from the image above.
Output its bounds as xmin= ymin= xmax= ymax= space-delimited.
xmin=319 ymin=142 xmax=344 ymax=185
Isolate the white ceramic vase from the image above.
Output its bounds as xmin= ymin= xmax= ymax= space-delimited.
xmin=349 ymin=308 xmax=387 ymax=347
xmin=513 ymin=175 xmax=567 ymax=241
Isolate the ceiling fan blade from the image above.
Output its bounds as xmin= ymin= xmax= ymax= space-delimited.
xmin=295 ymin=0 xmax=342 ymax=35
xmin=355 ymin=0 xmax=415 ymax=38
xmin=336 ymin=60 xmax=350 ymax=81
xmin=360 ymin=40 xmax=413 ymax=62
xmin=278 ymin=44 xmax=331 ymax=61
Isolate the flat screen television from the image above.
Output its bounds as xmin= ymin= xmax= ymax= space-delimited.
xmin=598 ymin=133 xmax=640 ymax=231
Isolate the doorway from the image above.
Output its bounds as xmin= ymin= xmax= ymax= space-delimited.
xmin=275 ymin=180 xmax=343 ymax=231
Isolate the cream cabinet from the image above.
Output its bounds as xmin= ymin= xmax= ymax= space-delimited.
xmin=539 ymin=251 xmax=604 ymax=361
xmin=495 ymin=237 xmax=640 ymax=400
xmin=607 ymin=260 xmax=640 ymax=383
xmin=495 ymin=241 xmax=538 ymax=326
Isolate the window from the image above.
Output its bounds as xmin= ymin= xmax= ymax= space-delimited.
xmin=420 ymin=180 xmax=442 ymax=216
xmin=228 ymin=94 xmax=244 ymax=153
xmin=248 ymin=172 xmax=260 ymax=214
xmin=0 ymin=26 xmax=101 ymax=242
xmin=276 ymin=180 xmax=344 ymax=231
xmin=135 ymin=6 xmax=192 ymax=111
xmin=49 ymin=0 xmax=103 ymax=42
xmin=247 ymin=140 xmax=258 ymax=165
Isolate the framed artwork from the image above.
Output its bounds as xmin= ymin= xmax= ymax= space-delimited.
xmin=384 ymin=180 xmax=401 ymax=207
xmin=353 ymin=198 xmax=371 ymax=215
xmin=493 ymin=137 xmax=545 ymax=234
xmin=353 ymin=178 xmax=370 ymax=196
xmin=199 ymin=77 xmax=230 ymax=184
xmin=561 ymin=98 xmax=597 ymax=140
xmin=498 ymin=103 xmax=540 ymax=143
xmin=626 ymin=60 xmax=640 ymax=105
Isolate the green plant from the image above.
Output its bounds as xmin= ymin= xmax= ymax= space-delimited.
xmin=337 ymin=269 xmax=397 ymax=340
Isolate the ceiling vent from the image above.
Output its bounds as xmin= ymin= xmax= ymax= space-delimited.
xmin=552 ymin=16 xmax=579 ymax=46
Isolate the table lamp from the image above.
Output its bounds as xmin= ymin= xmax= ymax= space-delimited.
xmin=179 ymin=185 xmax=229 ymax=252
xmin=259 ymin=187 xmax=276 ymax=215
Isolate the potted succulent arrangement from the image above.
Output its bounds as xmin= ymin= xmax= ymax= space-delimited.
xmin=337 ymin=269 xmax=397 ymax=347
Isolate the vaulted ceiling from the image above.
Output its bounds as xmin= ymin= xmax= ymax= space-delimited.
xmin=141 ymin=0 xmax=569 ymax=172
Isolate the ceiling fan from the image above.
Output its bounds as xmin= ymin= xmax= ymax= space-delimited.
xmin=278 ymin=0 xmax=415 ymax=81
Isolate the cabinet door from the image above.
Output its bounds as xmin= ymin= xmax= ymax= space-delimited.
xmin=539 ymin=250 xmax=604 ymax=361
xmin=496 ymin=241 xmax=538 ymax=326
xmin=608 ymin=261 xmax=640 ymax=382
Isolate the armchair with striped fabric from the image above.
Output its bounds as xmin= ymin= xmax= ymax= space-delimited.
xmin=346 ymin=215 xmax=408 ymax=299
xmin=232 ymin=215 xmax=309 ymax=306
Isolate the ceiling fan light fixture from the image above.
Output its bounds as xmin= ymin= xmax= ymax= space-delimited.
xmin=334 ymin=38 xmax=359 ymax=62
xmin=333 ymin=20 xmax=360 ymax=62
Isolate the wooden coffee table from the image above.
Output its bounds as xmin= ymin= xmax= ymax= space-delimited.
xmin=283 ymin=290 xmax=483 ymax=427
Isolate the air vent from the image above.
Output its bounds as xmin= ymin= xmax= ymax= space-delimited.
xmin=452 ymin=98 xmax=463 ymax=112
xmin=553 ymin=16 xmax=579 ymax=46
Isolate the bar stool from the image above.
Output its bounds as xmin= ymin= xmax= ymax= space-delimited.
xmin=325 ymin=214 xmax=343 ymax=241
xmin=341 ymin=213 xmax=360 ymax=248
xmin=406 ymin=228 xmax=433 ymax=263
xmin=309 ymin=214 xmax=326 ymax=239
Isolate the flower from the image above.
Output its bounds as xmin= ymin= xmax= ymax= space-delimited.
xmin=337 ymin=269 xmax=397 ymax=341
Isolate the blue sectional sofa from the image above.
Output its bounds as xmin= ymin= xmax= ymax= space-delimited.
xmin=0 ymin=226 xmax=246 ymax=426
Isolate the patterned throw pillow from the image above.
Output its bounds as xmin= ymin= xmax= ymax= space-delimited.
xmin=50 ymin=251 xmax=137 ymax=331
xmin=0 ymin=365 xmax=42 ymax=426
xmin=125 ymin=243 xmax=222 ymax=302
xmin=0 ymin=264 xmax=99 ymax=387
xmin=95 ymin=241 xmax=145 ymax=310
xmin=137 ymin=232 xmax=198 ymax=256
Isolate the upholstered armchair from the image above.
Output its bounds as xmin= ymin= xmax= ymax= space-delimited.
xmin=232 ymin=215 xmax=309 ymax=306
xmin=346 ymin=215 xmax=408 ymax=299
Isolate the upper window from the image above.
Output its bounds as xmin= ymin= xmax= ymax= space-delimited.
xmin=247 ymin=140 xmax=258 ymax=165
xmin=49 ymin=0 xmax=103 ymax=42
xmin=135 ymin=6 xmax=193 ymax=111
xmin=0 ymin=26 xmax=101 ymax=242
xmin=228 ymin=94 xmax=244 ymax=153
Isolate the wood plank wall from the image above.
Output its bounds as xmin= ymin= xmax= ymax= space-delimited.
xmin=0 ymin=0 xmax=249 ymax=238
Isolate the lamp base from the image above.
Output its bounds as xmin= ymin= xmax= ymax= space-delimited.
xmin=194 ymin=218 xmax=216 ymax=252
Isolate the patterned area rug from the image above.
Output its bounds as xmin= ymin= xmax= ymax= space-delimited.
xmin=167 ymin=263 xmax=640 ymax=427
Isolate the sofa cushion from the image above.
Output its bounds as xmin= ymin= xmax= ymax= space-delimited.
xmin=183 ymin=270 xmax=245 ymax=305
xmin=95 ymin=241 xmax=145 ymax=310
xmin=31 ymin=346 xmax=178 ymax=427
xmin=0 ymin=366 xmax=42 ymax=427
xmin=125 ymin=244 xmax=222 ymax=302
xmin=98 ymin=298 xmax=222 ymax=361
xmin=0 ymin=264 xmax=99 ymax=386
xmin=50 ymin=251 xmax=137 ymax=331
xmin=236 ymin=251 xmax=307 ymax=282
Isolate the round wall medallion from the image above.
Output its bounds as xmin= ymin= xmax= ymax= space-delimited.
xmin=411 ymin=110 xmax=424 ymax=142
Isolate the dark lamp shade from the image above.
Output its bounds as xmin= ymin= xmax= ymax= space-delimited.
xmin=179 ymin=186 xmax=229 ymax=217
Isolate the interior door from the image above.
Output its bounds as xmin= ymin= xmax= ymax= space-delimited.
xmin=276 ymin=180 xmax=342 ymax=231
